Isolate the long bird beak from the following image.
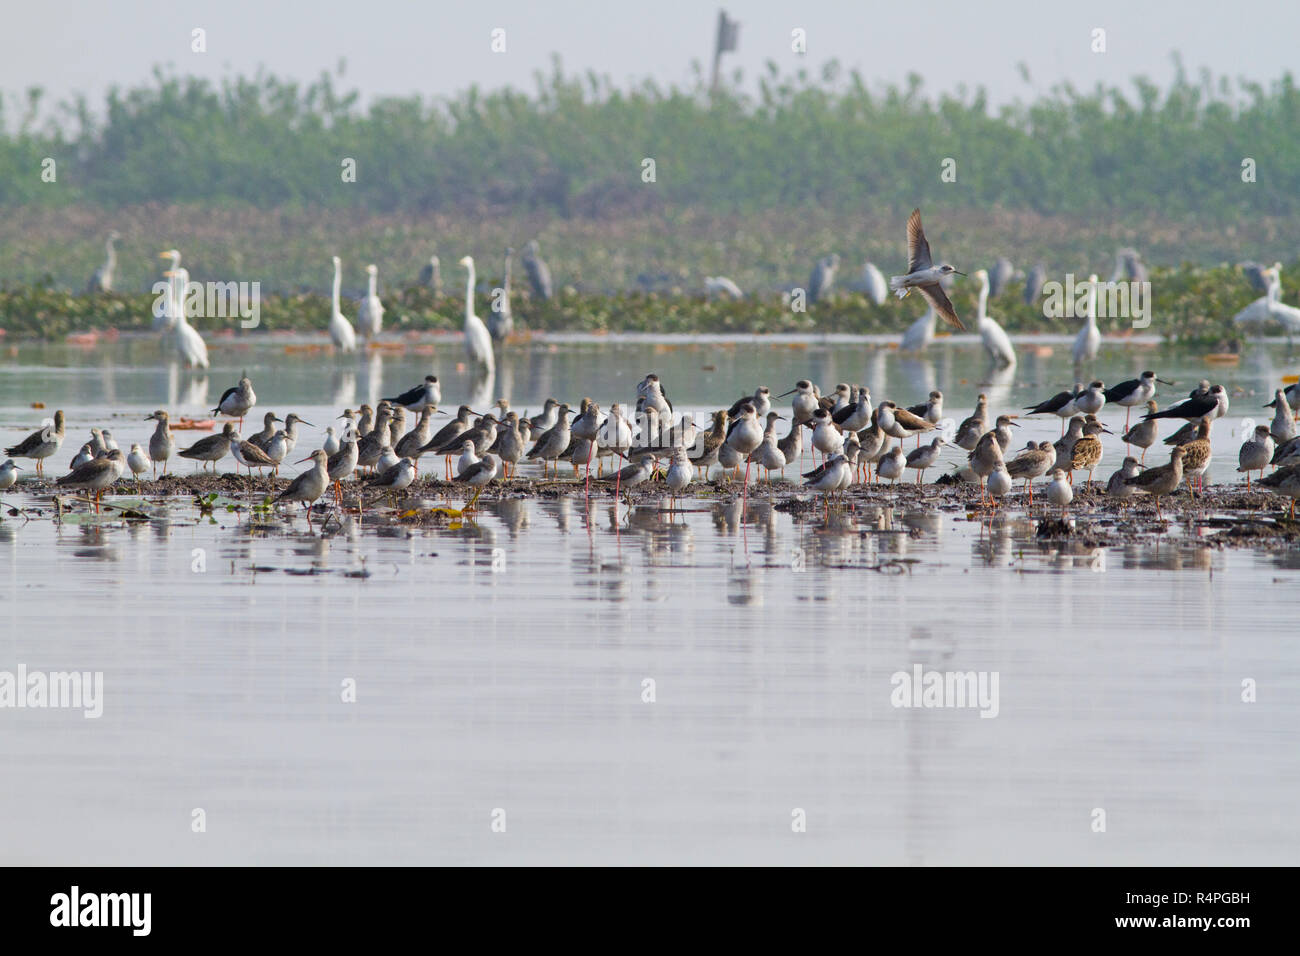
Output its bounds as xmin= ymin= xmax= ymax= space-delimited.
xmin=296 ymin=420 xmax=314 ymax=426
xmin=1157 ymin=378 xmax=1174 ymax=385
xmin=294 ymin=456 xmax=312 ymax=464
xmin=953 ymin=271 xmax=967 ymax=277
xmin=1009 ymin=420 xmax=1021 ymax=427
xmin=157 ymin=252 xmax=172 ymax=259
xmin=776 ymin=388 xmax=797 ymax=398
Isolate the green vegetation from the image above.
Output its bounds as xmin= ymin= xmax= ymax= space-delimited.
xmin=3 ymin=259 xmax=1292 ymax=346
xmin=2 ymin=58 xmax=1297 ymax=219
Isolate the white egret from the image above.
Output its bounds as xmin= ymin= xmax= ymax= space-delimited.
xmin=164 ymin=267 xmax=209 ymax=369
xmin=88 ymin=231 xmax=120 ymax=293
xmin=357 ymin=263 xmax=384 ymax=339
xmin=1235 ymin=267 xmax=1300 ymax=333
xmin=1072 ymin=273 xmax=1101 ymax=366
xmin=329 ymin=256 xmax=357 ymax=352
xmin=154 ymin=249 xmax=181 ymax=331
xmin=974 ymin=269 xmax=1016 ymax=367
xmin=900 ymin=304 xmax=936 ymax=353
xmin=458 ymin=256 xmax=496 ymax=372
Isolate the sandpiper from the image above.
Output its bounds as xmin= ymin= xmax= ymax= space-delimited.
xmin=395 ymin=404 xmax=438 ymax=462
xmin=1268 ymin=388 xmax=1297 ymax=443
xmin=1052 ymin=416 xmax=1087 ymax=472
xmin=178 ymin=423 xmax=236 ymax=472
xmin=1046 ymin=469 xmax=1073 ymax=517
xmin=986 ymin=463 xmax=1012 ymax=507
xmin=385 ymin=375 xmax=441 ymax=411
xmin=4 ymin=409 xmax=66 ymax=476
xmin=1105 ymin=371 xmax=1172 ymax=429
xmin=126 ymin=443 xmax=151 ymax=488
xmin=356 ymin=406 xmax=394 ymax=471
xmin=877 ymin=445 xmax=905 ymax=485
xmin=570 ymin=398 xmax=602 ymax=487
xmin=527 ymin=398 xmax=561 ymax=437
xmin=230 ymin=430 xmax=279 ymax=477
xmin=691 ymin=410 xmax=729 ymax=474
xmin=525 ymin=403 xmax=572 ymax=476
xmin=246 ymin=412 xmax=282 ymax=451
xmin=0 ymin=459 xmax=20 ymax=494
xmin=803 ymin=453 xmax=851 ymax=511
xmin=1238 ymin=425 xmax=1275 ymax=489
xmin=906 ymin=436 xmax=946 ymax=484
xmin=854 ymin=411 xmax=887 ymax=482
xmin=489 ymin=412 xmax=525 ymax=479
xmin=954 ymin=394 xmax=991 ymax=450
xmin=1264 ymin=383 xmax=1300 ymax=421
xmin=1259 ymin=463 xmax=1300 ymax=518
xmin=322 ymin=427 xmax=341 ymax=457
xmin=455 ymin=439 xmax=480 ymax=478
xmin=1121 ymin=401 xmax=1160 ymax=462
xmin=100 ymin=429 xmax=120 ymax=453
xmin=1104 ymin=456 xmax=1143 ymax=511
xmin=276 ymin=449 xmax=329 ymax=526
xmin=212 ymin=374 xmax=257 ymax=427
xmin=387 ymin=406 xmax=406 ymax=450
xmin=728 ymin=387 xmax=772 ymax=420
xmin=367 ymin=456 xmax=416 ymax=504
xmin=888 ymin=208 xmax=966 ymax=330
xmin=968 ymin=430 xmax=1005 ymax=503
xmin=355 ymin=404 xmax=376 ymax=438
xmin=749 ymin=412 xmax=788 ymax=481
xmin=1069 ymin=420 xmax=1107 ymax=489
xmin=1123 ymin=445 xmax=1187 ymax=517
xmin=376 ymin=444 xmax=401 ymax=475
xmin=1179 ymin=418 xmax=1213 ymax=496
xmin=665 ymin=446 xmax=694 ymax=512
xmin=420 ymin=405 xmax=476 ymax=477
xmin=992 ymin=414 xmax=1020 ymax=451
xmin=879 ymin=400 xmax=936 ymax=445
xmin=56 ymin=447 xmax=125 ymax=512
xmin=327 ymin=437 xmax=358 ymax=504
xmin=70 ymin=444 xmax=95 ymax=469
xmin=1006 ymin=441 xmax=1055 ymax=505
xmin=281 ymin=413 xmax=312 ymax=454
xmin=454 ymin=453 xmax=499 ymax=511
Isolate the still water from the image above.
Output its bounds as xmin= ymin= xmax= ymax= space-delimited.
xmin=1 ymin=334 xmax=1297 ymax=864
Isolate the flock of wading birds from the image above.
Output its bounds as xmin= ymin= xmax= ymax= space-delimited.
xmin=4 ymin=368 xmax=1300 ymax=524
xmin=5 ymin=209 xmax=1300 ymax=523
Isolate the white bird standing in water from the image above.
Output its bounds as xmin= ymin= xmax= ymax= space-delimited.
xmin=459 ymin=256 xmax=496 ymax=372
xmin=1072 ymin=273 xmax=1101 ymax=366
xmin=88 ymin=231 xmax=120 ymax=293
xmin=888 ymin=208 xmax=966 ymax=330
xmin=974 ymin=269 xmax=1016 ymax=367
xmin=329 ymin=256 xmax=357 ymax=352
xmin=357 ymin=263 xmax=384 ymax=340
xmin=900 ymin=304 xmax=937 ymax=353
xmin=164 ymin=266 xmax=209 ymax=369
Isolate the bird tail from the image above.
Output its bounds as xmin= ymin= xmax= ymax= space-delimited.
xmin=888 ymin=276 xmax=910 ymax=298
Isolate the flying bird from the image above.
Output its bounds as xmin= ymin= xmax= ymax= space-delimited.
xmin=888 ymin=209 xmax=965 ymax=330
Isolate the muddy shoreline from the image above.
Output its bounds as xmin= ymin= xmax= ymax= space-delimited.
xmin=5 ymin=470 xmax=1299 ymax=547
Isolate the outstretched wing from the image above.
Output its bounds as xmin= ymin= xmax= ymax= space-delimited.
xmin=906 ymin=208 xmax=933 ymax=273
xmin=917 ymin=282 xmax=964 ymax=331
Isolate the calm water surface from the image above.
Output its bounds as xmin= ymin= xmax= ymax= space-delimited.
xmin=1 ymin=335 xmax=1297 ymax=864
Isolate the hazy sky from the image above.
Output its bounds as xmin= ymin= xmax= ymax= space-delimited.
xmin=3 ymin=0 xmax=1298 ymax=116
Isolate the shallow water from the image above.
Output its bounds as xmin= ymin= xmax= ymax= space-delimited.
xmin=1 ymin=335 xmax=1297 ymax=864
